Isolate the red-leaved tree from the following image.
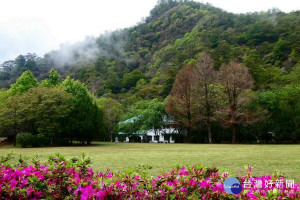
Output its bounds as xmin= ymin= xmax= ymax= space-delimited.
xmin=195 ymin=53 xmax=219 ymax=143
xmin=166 ymin=64 xmax=201 ymax=142
xmin=217 ymin=61 xmax=254 ymax=143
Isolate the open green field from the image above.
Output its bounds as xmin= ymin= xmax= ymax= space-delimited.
xmin=1 ymin=142 xmax=300 ymax=182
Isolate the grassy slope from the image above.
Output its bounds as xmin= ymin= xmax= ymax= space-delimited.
xmin=0 ymin=142 xmax=299 ymax=181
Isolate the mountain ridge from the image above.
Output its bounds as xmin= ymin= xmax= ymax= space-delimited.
xmin=1 ymin=0 xmax=300 ymax=99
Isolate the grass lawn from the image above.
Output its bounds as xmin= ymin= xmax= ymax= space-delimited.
xmin=1 ymin=142 xmax=299 ymax=182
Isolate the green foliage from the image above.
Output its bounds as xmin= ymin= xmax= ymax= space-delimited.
xmin=0 ymin=89 xmax=9 ymax=108
xmin=41 ymin=68 xmax=60 ymax=87
xmin=287 ymin=63 xmax=300 ymax=84
xmin=1 ymin=70 xmax=105 ymax=146
xmin=122 ymin=69 xmax=146 ymax=90
xmin=15 ymin=55 xmax=26 ymax=68
xmin=135 ymin=78 xmax=147 ymax=90
xmin=62 ymin=77 xmax=104 ymax=143
xmin=139 ymin=99 xmax=166 ymax=132
xmin=16 ymin=132 xmax=37 ymax=148
xmin=49 ymin=68 xmax=60 ymax=85
xmin=98 ymin=97 xmax=123 ymax=141
xmin=257 ymin=85 xmax=300 ymax=141
xmin=119 ymin=99 xmax=165 ymax=136
xmin=1 ymin=2 xmax=300 ymax=96
xmin=9 ymin=70 xmax=38 ymax=95
xmin=62 ymin=76 xmax=89 ymax=97
xmin=0 ymin=86 xmax=73 ymax=146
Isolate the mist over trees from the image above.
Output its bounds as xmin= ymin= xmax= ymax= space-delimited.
xmin=1 ymin=0 xmax=300 ymax=144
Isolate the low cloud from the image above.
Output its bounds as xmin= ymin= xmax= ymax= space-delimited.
xmin=0 ymin=19 xmax=57 ymax=63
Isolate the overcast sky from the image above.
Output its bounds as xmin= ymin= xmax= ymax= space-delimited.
xmin=1 ymin=0 xmax=300 ymax=63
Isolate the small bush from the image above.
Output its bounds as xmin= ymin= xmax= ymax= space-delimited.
xmin=30 ymin=135 xmax=40 ymax=147
xmin=16 ymin=132 xmax=34 ymax=148
xmin=36 ymin=134 xmax=50 ymax=146
xmin=16 ymin=133 xmax=50 ymax=147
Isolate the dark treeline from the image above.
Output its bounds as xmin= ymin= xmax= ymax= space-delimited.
xmin=0 ymin=0 xmax=300 ymax=144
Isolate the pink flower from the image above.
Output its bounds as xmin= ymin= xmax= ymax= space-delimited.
xmin=189 ymin=178 xmax=197 ymax=187
xmin=247 ymin=191 xmax=259 ymax=199
xmin=9 ymin=179 xmax=17 ymax=189
xmin=27 ymin=186 xmax=34 ymax=196
xmin=212 ymin=182 xmax=224 ymax=193
xmin=106 ymin=173 xmax=113 ymax=178
xmin=166 ymin=181 xmax=173 ymax=186
xmin=34 ymin=191 xmax=43 ymax=197
xmin=179 ymin=167 xmax=189 ymax=176
xmin=0 ymin=161 xmax=299 ymax=199
xmin=200 ymin=180 xmax=209 ymax=188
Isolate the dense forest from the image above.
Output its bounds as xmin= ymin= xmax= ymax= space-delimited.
xmin=0 ymin=0 xmax=300 ymax=145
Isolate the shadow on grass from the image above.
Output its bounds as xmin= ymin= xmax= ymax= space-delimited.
xmin=0 ymin=141 xmax=117 ymax=149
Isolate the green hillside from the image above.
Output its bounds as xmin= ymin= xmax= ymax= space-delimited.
xmin=1 ymin=1 xmax=300 ymax=94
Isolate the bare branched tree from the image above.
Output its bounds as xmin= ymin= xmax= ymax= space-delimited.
xmin=217 ymin=61 xmax=254 ymax=143
xmin=195 ymin=52 xmax=219 ymax=143
xmin=166 ymin=64 xmax=201 ymax=142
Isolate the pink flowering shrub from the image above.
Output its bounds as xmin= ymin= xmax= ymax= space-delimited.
xmin=0 ymin=153 xmax=299 ymax=199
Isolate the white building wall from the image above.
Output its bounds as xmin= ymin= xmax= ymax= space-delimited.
xmin=145 ymin=128 xmax=177 ymax=143
xmin=117 ymin=128 xmax=178 ymax=143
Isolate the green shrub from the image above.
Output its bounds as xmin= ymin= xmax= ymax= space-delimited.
xmin=17 ymin=132 xmax=50 ymax=147
xmin=37 ymin=134 xmax=50 ymax=146
xmin=31 ymin=135 xmax=41 ymax=147
xmin=16 ymin=132 xmax=34 ymax=148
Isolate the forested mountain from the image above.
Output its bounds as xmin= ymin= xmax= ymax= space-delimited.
xmin=1 ymin=0 xmax=300 ymax=144
xmin=1 ymin=0 xmax=299 ymax=95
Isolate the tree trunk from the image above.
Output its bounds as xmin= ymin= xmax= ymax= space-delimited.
xmin=13 ymin=111 xmax=17 ymax=147
xmin=293 ymin=132 xmax=297 ymax=144
xmin=187 ymin=127 xmax=192 ymax=143
xmin=187 ymin=109 xmax=192 ymax=143
xmin=13 ymin=135 xmax=16 ymax=147
xmin=208 ymin=123 xmax=212 ymax=144
xmin=51 ymin=136 xmax=53 ymax=146
xmin=293 ymin=120 xmax=298 ymax=144
xmin=107 ymin=127 xmax=112 ymax=142
xmin=204 ymin=79 xmax=212 ymax=144
xmin=232 ymin=125 xmax=236 ymax=144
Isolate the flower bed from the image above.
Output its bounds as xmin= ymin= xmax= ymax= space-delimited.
xmin=0 ymin=153 xmax=299 ymax=199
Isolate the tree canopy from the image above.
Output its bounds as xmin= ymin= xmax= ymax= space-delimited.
xmin=0 ymin=70 xmax=105 ymax=146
